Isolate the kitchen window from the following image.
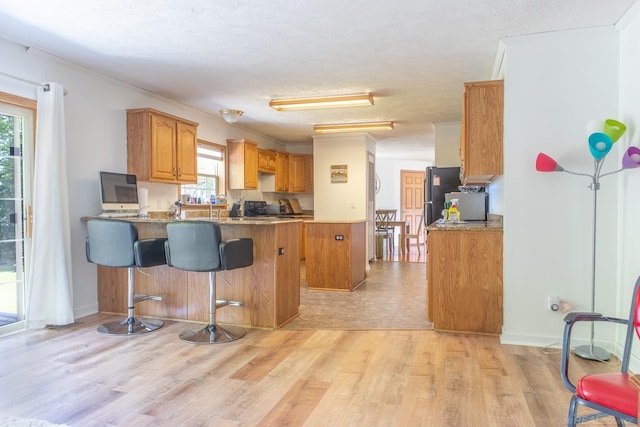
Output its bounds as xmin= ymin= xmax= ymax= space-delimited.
xmin=180 ymin=140 xmax=226 ymax=204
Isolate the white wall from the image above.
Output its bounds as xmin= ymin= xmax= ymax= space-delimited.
xmin=434 ymin=122 xmax=461 ymax=167
xmin=501 ymin=27 xmax=622 ymax=348
xmin=0 ymin=39 xmax=286 ymax=318
xmin=618 ymin=3 xmax=640 ymax=367
xmin=312 ymin=133 xmax=371 ymax=221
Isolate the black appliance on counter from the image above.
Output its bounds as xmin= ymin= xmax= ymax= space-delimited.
xmin=424 ymin=166 xmax=461 ymax=226
xmin=243 ymin=200 xmax=267 ymax=216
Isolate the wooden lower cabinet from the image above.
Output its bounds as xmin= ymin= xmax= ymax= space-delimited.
xmin=97 ymin=220 xmax=300 ymax=329
xmin=305 ymin=221 xmax=366 ymax=291
xmin=427 ymin=229 xmax=503 ymax=334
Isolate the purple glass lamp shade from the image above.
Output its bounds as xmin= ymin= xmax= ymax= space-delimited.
xmin=588 ymin=132 xmax=613 ymax=160
xmin=603 ymin=119 xmax=627 ymax=142
xmin=536 ymin=152 xmax=564 ymax=172
xmin=622 ymin=146 xmax=640 ymax=169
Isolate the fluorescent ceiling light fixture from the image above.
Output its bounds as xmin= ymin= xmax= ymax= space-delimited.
xmin=269 ymin=93 xmax=374 ymax=111
xmin=313 ymin=121 xmax=394 ymax=133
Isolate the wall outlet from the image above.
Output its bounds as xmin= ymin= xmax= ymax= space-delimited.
xmin=335 ymin=235 xmax=344 ymax=241
xmin=547 ymin=296 xmax=560 ymax=312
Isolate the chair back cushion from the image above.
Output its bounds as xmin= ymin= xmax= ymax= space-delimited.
xmin=165 ymin=221 xmax=223 ymax=272
xmin=86 ymin=219 xmax=137 ymax=268
xmin=134 ymin=238 xmax=168 ymax=268
xmin=220 ymin=238 xmax=254 ymax=270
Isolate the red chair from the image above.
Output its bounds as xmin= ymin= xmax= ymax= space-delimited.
xmin=560 ymin=276 xmax=640 ymax=426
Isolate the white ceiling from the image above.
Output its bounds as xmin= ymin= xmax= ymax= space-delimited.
xmin=0 ymin=0 xmax=635 ymax=160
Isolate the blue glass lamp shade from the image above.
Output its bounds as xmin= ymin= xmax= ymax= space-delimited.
xmin=588 ymin=132 xmax=613 ymax=160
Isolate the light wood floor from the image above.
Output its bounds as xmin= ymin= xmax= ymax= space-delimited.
xmin=0 ymin=256 xmax=619 ymax=426
xmin=0 ymin=314 xmax=617 ymax=426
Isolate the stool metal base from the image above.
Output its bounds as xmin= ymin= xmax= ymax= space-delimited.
xmin=97 ymin=317 xmax=164 ymax=335
xmin=179 ymin=323 xmax=245 ymax=344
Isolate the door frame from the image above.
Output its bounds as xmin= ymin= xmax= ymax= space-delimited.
xmin=0 ymin=92 xmax=35 ymax=334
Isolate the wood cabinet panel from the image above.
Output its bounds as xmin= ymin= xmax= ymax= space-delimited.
xmin=289 ymin=154 xmax=306 ymax=193
xmin=127 ymin=108 xmax=198 ymax=184
xmin=176 ymin=122 xmax=198 ymax=182
xmin=461 ymin=80 xmax=503 ymax=184
xmin=305 ymin=222 xmax=366 ymax=291
xmin=428 ymin=229 xmax=503 ymax=334
xmin=228 ymin=139 xmax=258 ymax=190
xmin=304 ymin=154 xmax=314 ymax=193
xmin=258 ymin=149 xmax=276 ymax=173
xmin=275 ymin=151 xmax=289 ymax=192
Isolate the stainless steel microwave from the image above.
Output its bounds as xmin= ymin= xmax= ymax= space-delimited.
xmin=444 ymin=192 xmax=488 ymax=221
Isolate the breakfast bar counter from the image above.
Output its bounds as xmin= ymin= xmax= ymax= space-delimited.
xmin=87 ymin=217 xmax=302 ymax=329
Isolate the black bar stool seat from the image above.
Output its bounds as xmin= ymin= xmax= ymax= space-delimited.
xmin=165 ymin=221 xmax=253 ymax=344
xmin=86 ymin=219 xmax=166 ymax=335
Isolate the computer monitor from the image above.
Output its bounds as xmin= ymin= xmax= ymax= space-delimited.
xmin=99 ymin=171 xmax=139 ymax=212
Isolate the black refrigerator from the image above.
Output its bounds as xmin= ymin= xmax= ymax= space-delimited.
xmin=424 ymin=166 xmax=461 ymax=226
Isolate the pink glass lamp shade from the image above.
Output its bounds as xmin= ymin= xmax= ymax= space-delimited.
xmin=536 ymin=153 xmax=564 ymax=172
xmin=588 ymin=132 xmax=613 ymax=160
xmin=604 ymin=119 xmax=627 ymax=142
xmin=622 ymin=146 xmax=640 ymax=169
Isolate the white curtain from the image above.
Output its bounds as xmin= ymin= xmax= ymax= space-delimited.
xmin=26 ymin=82 xmax=74 ymax=328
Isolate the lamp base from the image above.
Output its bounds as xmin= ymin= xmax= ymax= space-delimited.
xmin=574 ymin=344 xmax=610 ymax=362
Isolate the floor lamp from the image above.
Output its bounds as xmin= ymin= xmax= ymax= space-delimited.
xmin=536 ymin=119 xmax=640 ymax=361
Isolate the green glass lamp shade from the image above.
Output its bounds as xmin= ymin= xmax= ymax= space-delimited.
xmin=536 ymin=153 xmax=564 ymax=172
xmin=588 ymin=132 xmax=613 ymax=160
xmin=622 ymin=146 xmax=640 ymax=169
xmin=603 ymin=119 xmax=627 ymax=142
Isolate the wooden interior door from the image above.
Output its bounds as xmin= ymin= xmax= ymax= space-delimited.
xmin=400 ymin=170 xmax=425 ymax=234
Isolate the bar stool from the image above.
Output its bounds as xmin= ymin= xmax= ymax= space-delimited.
xmin=164 ymin=221 xmax=253 ymax=344
xmin=85 ymin=219 xmax=166 ymax=335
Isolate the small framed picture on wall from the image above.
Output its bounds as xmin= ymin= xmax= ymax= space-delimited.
xmin=331 ymin=164 xmax=348 ymax=183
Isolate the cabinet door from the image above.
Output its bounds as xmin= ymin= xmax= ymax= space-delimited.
xmin=244 ymin=142 xmax=258 ymax=189
xmin=150 ymin=114 xmax=177 ymax=182
xmin=304 ymin=155 xmax=313 ymax=193
xmin=430 ymin=230 xmax=503 ymax=334
xmin=275 ymin=151 xmax=289 ymax=192
xmin=462 ymin=80 xmax=503 ymax=181
xmin=176 ymin=122 xmax=198 ymax=183
xmin=289 ymin=154 xmax=306 ymax=193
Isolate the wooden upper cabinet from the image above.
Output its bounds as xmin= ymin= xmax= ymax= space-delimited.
xmin=127 ymin=108 xmax=198 ymax=184
xmin=227 ymin=138 xmax=258 ymax=190
xmin=304 ymin=154 xmax=313 ymax=193
xmin=258 ymin=149 xmax=276 ymax=174
xmin=288 ymin=154 xmax=306 ymax=193
xmin=275 ymin=151 xmax=289 ymax=192
xmin=461 ymin=80 xmax=503 ymax=184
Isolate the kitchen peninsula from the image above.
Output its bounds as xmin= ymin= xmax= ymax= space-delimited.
xmin=91 ymin=217 xmax=301 ymax=329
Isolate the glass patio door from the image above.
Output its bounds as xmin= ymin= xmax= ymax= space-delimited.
xmin=0 ymin=102 xmax=33 ymax=332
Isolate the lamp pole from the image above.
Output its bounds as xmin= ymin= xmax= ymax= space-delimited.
xmin=573 ymin=174 xmax=610 ymax=361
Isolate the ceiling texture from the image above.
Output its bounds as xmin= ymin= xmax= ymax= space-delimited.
xmin=0 ymin=0 xmax=636 ymax=160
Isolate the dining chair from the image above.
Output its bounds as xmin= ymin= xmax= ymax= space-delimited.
xmin=376 ymin=209 xmax=396 ymax=254
xmin=405 ymin=211 xmax=425 ymax=254
xmin=560 ymin=275 xmax=640 ymax=426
